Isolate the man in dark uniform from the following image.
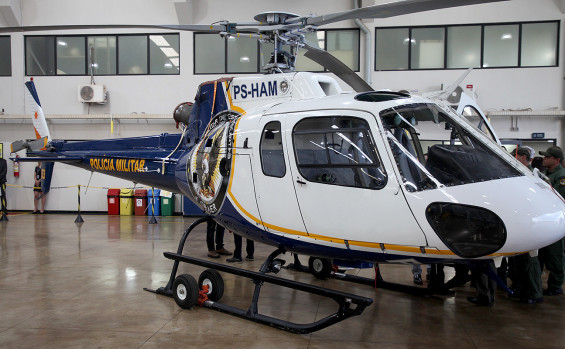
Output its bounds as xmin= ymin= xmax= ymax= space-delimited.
xmin=538 ymin=146 xmax=565 ymax=296
xmin=0 ymin=157 xmax=7 ymax=217
xmin=509 ymin=147 xmax=544 ymax=303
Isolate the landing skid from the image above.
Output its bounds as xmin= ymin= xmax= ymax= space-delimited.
xmin=144 ymin=217 xmax=373 ymax=334
xmin=287 ymin=255 xmax=454 ymax=297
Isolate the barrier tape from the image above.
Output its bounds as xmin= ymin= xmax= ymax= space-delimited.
xmin=5 ymin=183 xmax=153 ymax=191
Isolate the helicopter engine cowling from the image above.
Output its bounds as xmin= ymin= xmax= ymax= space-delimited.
xmin=173 ymin=102 xmax=193 ymax=128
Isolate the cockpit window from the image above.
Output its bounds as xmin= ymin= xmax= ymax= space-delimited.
xmin=461 ymin=105 xmax=497 ymax=144
xmin=380 ymin=103 xmax=520 ymax=192
xmin=292 ymin=116 xmax=387 ymax=189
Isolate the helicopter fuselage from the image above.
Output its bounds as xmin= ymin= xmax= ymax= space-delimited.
xmin=177 ymin=73 xmax=565 ymax=264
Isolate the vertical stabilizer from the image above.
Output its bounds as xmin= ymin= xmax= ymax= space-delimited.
xmin=24 ymin=78 xmax=51 ymax=142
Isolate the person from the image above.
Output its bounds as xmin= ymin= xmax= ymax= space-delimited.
xmin=226 ymin=232 xmax=255 ymax=263
xmin=444 ymin=263 xmax=471 ymax=289
xmin=412 ymin=263 xmax=423 ymax=285
xmin=508 ymin=147 xmax=544 ymax=303
xmin=206 ymin=219 xmax=232 ymax=258
xmin=33 ymin=162 xmax=46 ymax=213
xmin=467 ymin=260 xmax=497 ymax=306
xmin=537 ymin=146 xmax=565 ymax=296
xmin=0 ymin=158 xmax=7 ymax=216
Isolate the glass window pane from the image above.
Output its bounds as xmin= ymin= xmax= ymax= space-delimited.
xmin=327 ymin=30 xmax=359 ymax=71
xmin=447 ymin=26 xmax=481 ymax=68
xmin=87 ymin=36 xmax=116 ymax=75
xmin=56 ymin=36 xmax=85 ymax=75
xmin=149 ymin=34 xmax=179 ymax=74
xmin=194 ymin=33 xmax=225 ymax=74
xmin=483 ymin=25 xmax=519 ymax=67
xmin=293 ymin=117 xmax=387 ymax=189
xmin=260 ymin=121 xmax=286 ymax=177
xmin=26 ymin=36 xmax=55 ymax=76
xmin=375 ymin=28 xmax=409 ymax=70
xmin=521 ymin=22 xmax=558 ymax=67
xmin=411 ymin=27 xmax=444 ymax=69
xmin=296 ymin=31 xmax=324 ymax=72
xmin=0 ymin=36 xmax=11 ymax=76
xmin=118 ymin=35 xmax=147 ymax=74
xmin=227 ymin=36 xmax=257 ymax=73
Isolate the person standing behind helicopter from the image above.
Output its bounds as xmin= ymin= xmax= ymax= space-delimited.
xmin=33 ymin=162 xmax=46 ymax=213
xmin=538 ymin=146 xmax=565 ymax=296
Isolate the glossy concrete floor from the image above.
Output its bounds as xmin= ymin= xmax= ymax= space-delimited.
xmin=1 ymin=213 xmax=565 ymax=348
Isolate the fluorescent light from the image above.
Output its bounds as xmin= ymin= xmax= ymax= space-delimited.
xmin=150 ymin=35 xmax=169 ymax=47
xmin=160 ymin=47 xmax=179 ymax=57
xmin=240 ymin=56 xmax=250 ymax=62
xmin=501 ymin=33 xmax=513 ymax=40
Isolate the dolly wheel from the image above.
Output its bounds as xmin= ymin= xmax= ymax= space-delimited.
xmin=308 ymin=256 xmax=333 ymax=279
xmin=198 ymin=269 xmax=224 ymax=302
xmin=173 ymin=274 xmax=199 ymax=309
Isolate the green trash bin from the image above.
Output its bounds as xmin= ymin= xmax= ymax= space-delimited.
xmin=160 ymin=190 xmax=175 ymax=216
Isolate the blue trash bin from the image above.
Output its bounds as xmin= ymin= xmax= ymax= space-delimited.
xmin=147 ymin=189 xmax=161 ymax=216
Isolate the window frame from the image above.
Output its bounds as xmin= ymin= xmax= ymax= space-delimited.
xmin=193 ymin=28 xmax=361 ymax=75
xmin=375 ymin=20 xmax=560 ymax=71
xmin=24 ymin=33 xmax=180 ymax=76
xmin=0 ymin=35 xmax=12 ymax=77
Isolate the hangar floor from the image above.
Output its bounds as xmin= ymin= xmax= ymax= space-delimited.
xmin=1 ymin=214 xmax=565 ymax=348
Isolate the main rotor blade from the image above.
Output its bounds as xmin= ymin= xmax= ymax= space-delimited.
xmin=303 ymin=43 xmax=372 ymax=93
xmin=304 ymin=0 xmax=510 ymax=27
xmin=0 ymin=24 xmax=226 ymax=33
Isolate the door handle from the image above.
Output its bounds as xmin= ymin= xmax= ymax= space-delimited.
xmin=296 ymin=179 xmax=306 ymax=185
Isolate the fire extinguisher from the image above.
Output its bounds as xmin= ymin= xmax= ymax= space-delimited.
xmin=13 ymin=155 xmax=19 ymax=177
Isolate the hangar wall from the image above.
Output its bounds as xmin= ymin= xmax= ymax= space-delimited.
xmin=0 ymin=0 xmax=564 ymax=212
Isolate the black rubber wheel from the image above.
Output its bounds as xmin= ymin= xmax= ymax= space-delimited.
xmin=198 ymin=269 xmax=224 ymax=301
xmin=173 ymin=274 xmax=199 ymax=309
xmin=308 ymin=256 xmax=333 ymax=279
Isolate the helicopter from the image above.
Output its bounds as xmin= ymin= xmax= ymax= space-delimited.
xmin=7 ymin=0 xmax=565 ymax=334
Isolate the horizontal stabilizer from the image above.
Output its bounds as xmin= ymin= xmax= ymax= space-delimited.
xmin=10 ymin=137 xmax=48 ymax=153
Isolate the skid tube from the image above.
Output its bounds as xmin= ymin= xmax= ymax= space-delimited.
xmin=144 ymin=217 xmax=373 ymax=334
xmin=288 ymin=256 xmax=455 ymax=297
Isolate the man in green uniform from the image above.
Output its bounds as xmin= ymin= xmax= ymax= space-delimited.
xmin=509 ymin=147 xmax=544 ymax=303
xmin=538 ymin=146 xmax=565 ymax=296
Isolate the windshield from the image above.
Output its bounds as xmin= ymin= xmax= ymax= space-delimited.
xmin=379 ymin=103 xmax=520 ymax=192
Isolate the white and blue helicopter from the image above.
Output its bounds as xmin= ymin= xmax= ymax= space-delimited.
xmin=7 ymin=0 xmax=565 ymax=333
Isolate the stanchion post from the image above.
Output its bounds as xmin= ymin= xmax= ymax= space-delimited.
xmin=149 ymin=186 xmax=157 ymax=224
xmin=0 ymin=183 xmax=8 ymax=222
xmin=75 ymin=185 xmax=84 ymax=223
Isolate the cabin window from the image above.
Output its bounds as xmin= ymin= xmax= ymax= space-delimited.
xmin=0 ymin=36 xmax=11 ymax=76
xmin=292 ymin=116 xmax=387 ymax=189
xmin=260 ymin=121 xmax=286 ymax=178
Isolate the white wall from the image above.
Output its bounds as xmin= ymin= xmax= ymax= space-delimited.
xmin=1 ymin=0 xmax=564 ymax=211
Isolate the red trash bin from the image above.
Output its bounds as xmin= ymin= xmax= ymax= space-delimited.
xmin=107 ymin=188 xmax=120 ymax=215
xmin=134 ymin=189 xmax=148 ymax=216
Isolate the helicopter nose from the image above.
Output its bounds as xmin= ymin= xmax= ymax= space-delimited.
xmin=423 ymin=176 xmax=565 ymax=258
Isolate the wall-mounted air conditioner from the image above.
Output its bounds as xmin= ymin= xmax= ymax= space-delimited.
xmin=78 ymin=84 xmax=107 ymax=103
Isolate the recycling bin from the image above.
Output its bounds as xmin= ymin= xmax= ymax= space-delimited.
xmin=107 ymin=188 xmax=120 ymax=215
xmin=147 ymin=188 xmax=161 ymax=216
xmin=134 ymin=189 xmax=148 ymax=216
xmin=119 ymin=188 xmax=134 ymax=216
xmin=160 ymin=191 xmax=175 ymax=216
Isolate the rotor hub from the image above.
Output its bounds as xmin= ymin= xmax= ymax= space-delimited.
xmin=254 ymin=11 xmax=299 ymax=25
